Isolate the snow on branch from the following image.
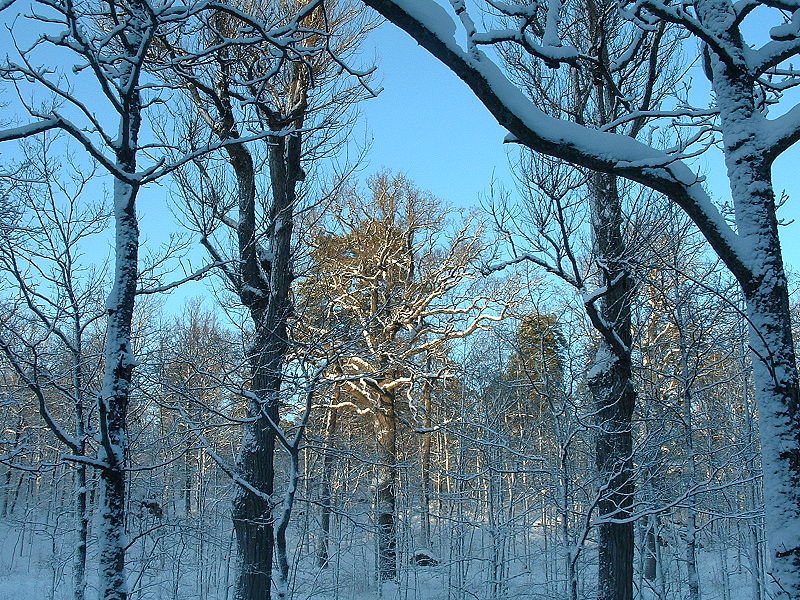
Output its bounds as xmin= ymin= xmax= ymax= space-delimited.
xmin=361 ymin=0 xmax=750 ymax=285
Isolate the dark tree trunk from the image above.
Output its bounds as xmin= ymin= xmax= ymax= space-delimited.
xmin=586 ymin=173 xmax=635 ymax=600
xmin=227 ymin=139 xmax=273 ymax=600
xmin=643 ymin=515 xmax=657 ymax=583
xmin=589 ymin=353 xmax=635 ymax=600
xmin=420 ymin=376 xmax=433 ymax=547
xmin=72 ymin=318 xmax=88 ymax=600
xmin=375 ymin=391 xmax=398 ymax=582
xmin=74 ymin=464 xmax=88 ymax=600
xmin=230 ymin=127 xmax=300 ymax=600
xmin=231 ymin=370 xmax=279 ymax=600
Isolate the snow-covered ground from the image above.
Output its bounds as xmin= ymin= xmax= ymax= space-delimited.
xmin=0 ymin=511 xmax=763 ymax=600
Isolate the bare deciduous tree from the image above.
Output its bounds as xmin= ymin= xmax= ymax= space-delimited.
xmin=300 ymin=172 xmax=505 ymax=582
xmin=0 ymin=135 xmax=107 ymax=600
xmin=161 ymin=2 xmax=375 ymax=597
xmin=358 ymin=1 xmax=800 ymax=594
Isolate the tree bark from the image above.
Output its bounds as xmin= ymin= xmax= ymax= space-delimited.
xmin=274 ymin=441 xmax=300 ymax=600
xmin=317 ymin=398 xmax=338 ymax=568
xmin=586 ymin=173 xmax=635 ymax=600
xmin=230 ymin=127 xmax=300 ymax=600
xmin=74 ymin=464 xmax=88 ymax=600
xmin=561 ymin=447 xmax=578 ymax=600
xmin=643 ymin=515 xmax=658 ymax=583
xmin=71 ymin=300 xmax=88 ymax=600
xmin=375 ymin=390 xmax=398 ymax=582
xmin=677 ymin=302 xmax=700 ymax=600
xmin=97 ymin=141 xmax=141 ymax=600
xmin=227 ymin=139 xmax=275 ymax=600
xmin=694 ymin=2 xmax=800 ymax=594
xmin=420 ymin=376 xmax=433 ymax=547
xmin=231 ymin=382 xmax=278 ymax=600
xmin=743 ymin=283 xmax=800 ymax=598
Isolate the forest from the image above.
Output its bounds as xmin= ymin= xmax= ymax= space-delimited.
xmin=0 ymin=0 xmax=799 ymax=599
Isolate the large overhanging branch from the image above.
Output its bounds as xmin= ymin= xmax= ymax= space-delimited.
xmin=360 ymin=0 xmax=751 ymax=286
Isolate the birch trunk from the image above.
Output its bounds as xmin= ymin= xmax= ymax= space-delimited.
xmin=643 ymin=515 xmax=658 ymax=584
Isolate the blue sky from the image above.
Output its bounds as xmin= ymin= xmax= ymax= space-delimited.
xmin=357 ymin=23 xmax=512 ymax=210
xmin=356 ymin=20 xmax=800 ymax=277
xmin=5 ymin=8 xmax=798 ymax=310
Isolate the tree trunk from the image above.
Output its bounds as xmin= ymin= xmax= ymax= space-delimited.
xmin=643 ymin=515 xmax=658 ymax=583
xmin=232 ymin=389 xmax=278 ymax=600
xmin=375 ymin=390 xmax=398 ymax=582
xmin=589 ymin=350 xmax=635 ymax=600
xmin=71 ymin=312 xmax=88 ymax=600
xmin=2 ymin=424 xmax=21 ymax=517
xmin=420 ymin=376 xmax=433 ymax=548
xmin=743 ymin=285 xmax=800 ymax=598
xmin=97 ymin=163 xmax=140 ymax=600
xmin=228 ymin=137 xmax=277 ymax=600
xmin=561 ymin=448 xmax=578 ymax=600
xmin=586 ymin=173 xmax=635 ymax=600
xmin=230 ymin=129 xmax=299 ymax=600
xmin=317 ymin=399 xmax=338 ymax=568
xmin=749 ymin=522 xmax=764 ymax=600
xmin=74 ymin=464 xmax=88 ymax=600
xmin=694 ymin=3 xmax=800 ymax=593
xmin=677 ymin=301 xmax=700 ymax=600
xmin=184 ymin=443 xmax=193 ymax=516
xmin=98 ymin=464 xmax=128 ymax=600
xmin=741 ymin=335 xmax=766 ymax=600
xmin=274 ymin=446 xmax=300 ymax=600
xmin=720 ymin=524 xmax=731 ymax=600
